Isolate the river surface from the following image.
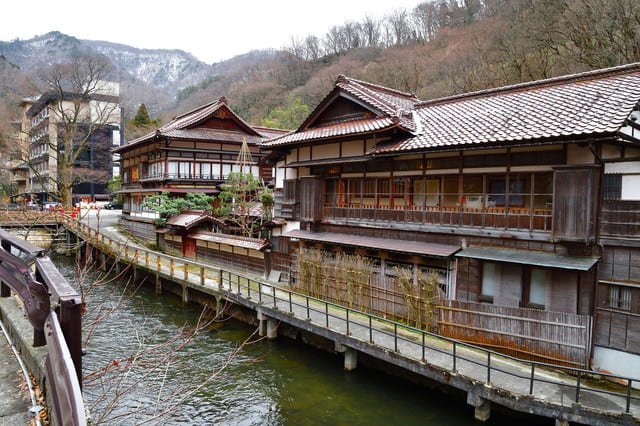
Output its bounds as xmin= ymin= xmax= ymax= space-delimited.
xmin=52 ymin=255 xmax=542 ymax=425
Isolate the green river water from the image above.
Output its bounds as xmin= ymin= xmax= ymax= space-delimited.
xmin=53 ymin=255 xmax=544 ymax=425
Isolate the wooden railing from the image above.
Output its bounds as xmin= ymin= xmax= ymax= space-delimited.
xmin=323 ymin=204 xmax=552 ymax=232
xmin=0 ymin=228 xmax=85 ymax=426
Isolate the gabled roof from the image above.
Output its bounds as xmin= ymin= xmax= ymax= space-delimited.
xmin=374 ymin=63 xmax=640 ymax=154
xmin=264 ymin=75 xmax=419 ymax=147
xmin=116 ymin=97 xmax=287 ymax=152
xmin=264 ymin=63 xmax=640 ymax=153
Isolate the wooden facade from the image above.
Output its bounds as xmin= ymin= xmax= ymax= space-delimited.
xmin=265 ymin=68 xmax=640 ymax=371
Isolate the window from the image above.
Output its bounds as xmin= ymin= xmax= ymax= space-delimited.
xmin=201 ymin=163 xmax=211 ymax=178
xmin=528 ymin=268 xmax=549 ymax=308
xmin=609 ymin=285 xmax=632 ymax=311
xmin=481 ymin=262 xmax=500 ymax=302
xmin=603 ymin=174 xmax=622 ymax=200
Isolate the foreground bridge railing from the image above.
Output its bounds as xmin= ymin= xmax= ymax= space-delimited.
xmin=66 ymin=217 xmax=640 ymax=421
xmin=0 ymin=228 xmax=86 ymax=426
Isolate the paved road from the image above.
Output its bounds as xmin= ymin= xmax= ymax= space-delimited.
xmin=0 ymin=324 xmax=29 ymax=425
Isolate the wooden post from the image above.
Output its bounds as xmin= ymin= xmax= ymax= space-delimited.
xmin=170 ymin=258 xmax=174 ymax=277
xmin=200 ymin=267 xmax=205 ymax=286
xmin=184 ymin=263 xmax=188 ymax=280
xmin=124 ymin=246 xmax=129 ymax=260
xmin=156 ymin=255 xmax=161 ymax=273
xmin=145 ymin=251 xmax=149 ymax=267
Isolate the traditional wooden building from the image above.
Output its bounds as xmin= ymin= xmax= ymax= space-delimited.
xmin=114 ymin=97 xmax=286 ymax=276
xmin=264 ymin=66 xmax=640 ymax=376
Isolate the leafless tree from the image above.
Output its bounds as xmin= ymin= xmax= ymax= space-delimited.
xmin=22 ymin=54 xmax=120 ymax=209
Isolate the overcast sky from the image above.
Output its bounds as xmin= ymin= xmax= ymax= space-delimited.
xmin=1 ymin=0 xmax=423 ymax=63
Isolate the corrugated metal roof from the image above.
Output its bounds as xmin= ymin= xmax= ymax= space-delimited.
xmin=284 ymin=230 xmax=459 ymax=257
xmin=166 ymin=212 xmax=207 ymax=228
xmin=188 ymin=231 xmax=269 ymax=251
xmin=455 ymin=246 xmax=599 ymax=271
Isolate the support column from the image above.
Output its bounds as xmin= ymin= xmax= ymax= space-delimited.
xmin=215 ymin=296 xmax=223 ymax=319
xmin=474 ymin=399 xmax=491 ymax=422
xmin=182 ymin=285 xmax=189 ymax=304
xmin=344 ymin=347 xmax=358 ymax=371
xmin=257 ymin=308 xmax=267 ymax=337
xmin=133 ymin=267 xmax=139 ymax=282
xmin=467 ymin=388 xmax=491 ymax=422
xmin=555 ymin=419 xmax=569 ymax=426
xmin=155 ymin=272 xmax=162 ymax=295
xmin=266 ymin=318 xmax=278 ymax=339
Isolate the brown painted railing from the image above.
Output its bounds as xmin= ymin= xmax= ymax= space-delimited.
xmin=0 ymin=228 xmax=86 ymax=426
xmin=65 ymin=217 xmax=639 ymax=419
xmin=323 ymin=204 xmax=552 ymax=232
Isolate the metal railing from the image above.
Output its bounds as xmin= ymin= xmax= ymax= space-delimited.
xmin=65 ymin=218 xmax=640 ymax=419
xmin=0 ymin=228 xmax=86 ymax=426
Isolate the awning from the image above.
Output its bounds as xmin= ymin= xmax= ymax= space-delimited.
xmin=455 ymin=246 xmax=599 ymax=271
xmin=283 ymin=230 xmax=459 ymax=257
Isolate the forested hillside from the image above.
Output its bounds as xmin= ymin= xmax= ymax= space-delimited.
xmin=1 ymin=0 xmax=639 ymax=135
xmin=174 ymin=0 xmax=640 ymax=129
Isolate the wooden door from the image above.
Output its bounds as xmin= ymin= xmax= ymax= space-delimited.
xmin=182 ymin=236 xmax=197 ymax=258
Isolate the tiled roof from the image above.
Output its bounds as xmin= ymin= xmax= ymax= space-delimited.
xmin=375 ymin=63 xmax=640 ymax=154
xmin=264 ymin=117 xmax=400 ymax=147
xmin=161 ymin=128 xmax=266 ymax=144
xmin=116 ymin=97 xmax=284 ymax=152
xmin=335 ymin=75 xmax=420 ymax=116
xmin=265 ymin=63 xmax=640 ymax=154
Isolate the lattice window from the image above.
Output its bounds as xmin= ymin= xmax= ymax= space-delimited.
xmin=603 ymin=174 xmax=622 ymax=200
xmin=609 ymin=285 xmax=632 ymax=311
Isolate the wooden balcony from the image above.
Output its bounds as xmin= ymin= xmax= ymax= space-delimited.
xmin=323 ymin=203 xmax=552 ymax=232
xmin=138 ymin=173 xmax=225 ymax=183
xmin=600 ymin=200 xmax=640 ymax=241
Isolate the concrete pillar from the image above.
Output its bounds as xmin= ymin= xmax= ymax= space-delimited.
xmin=266 ymin=318 xmax=278 ymax=339
xmin=100 ymin=252 xmax=106 ymax=271
xmin=467 ymin=389 xmax=491 ymax=422
xmin=182 ymin=285 xmax=189 ymax=304
xmin=133 ymin=267 xmax=139 ymax=282
xmin=115 ymin=261 xmax=121 ymax=274
xmin=215 ymin=296 xmax=223 ymax=319
xmin=257 ymin=308 xmax=267 ymax=337
xmin=474 ymin=399 xmax=491 ymax=422
xmin=555 ymin=419 xmax=569 ymax=426
xmin=344 ymin=347 xmax=358 ymax=371
xmin=155 ymin=273 xmax=162 ymax=295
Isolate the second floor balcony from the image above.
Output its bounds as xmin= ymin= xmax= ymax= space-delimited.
xmin=323 ymin=203 xmax=552 ymax=232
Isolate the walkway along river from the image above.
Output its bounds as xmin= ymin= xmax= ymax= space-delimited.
xmin=63 ymin=216 xmax=639 ymax=425
xmin=52 ymin=255 xmax=539 ymax=425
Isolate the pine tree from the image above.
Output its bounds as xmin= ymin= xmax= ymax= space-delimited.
xmin=133 ymin=103 xmax=152 ymax=127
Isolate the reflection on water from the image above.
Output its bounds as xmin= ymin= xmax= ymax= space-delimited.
xmin=53 ymin=255 xmax=542 ymax=425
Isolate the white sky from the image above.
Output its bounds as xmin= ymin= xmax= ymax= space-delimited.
xmin=1 ymin=0 xmax=423 ymax=64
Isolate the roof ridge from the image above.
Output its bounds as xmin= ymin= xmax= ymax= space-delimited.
xmin=338 ymin=74 xmax=419 ymax=100
xmin=417 ymin=62 xmax=640 ymax=108
xmin=172 ymin=99 xmax=221 ymax=121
